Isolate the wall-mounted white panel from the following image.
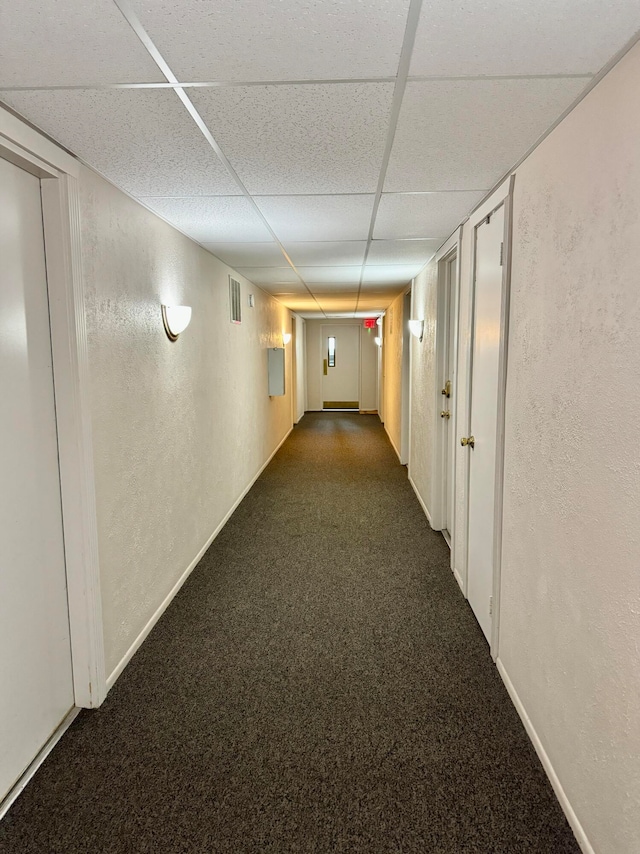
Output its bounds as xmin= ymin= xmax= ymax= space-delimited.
xmin=140 ymin=197 xmax=273 ymax=243
xmin=190 ymin=84 xmax=394 ymax=195
xmin=1 ymin=89 xmax=239 ymax=197
xmin=385 ymin=78 xmax=589 ymax=192
xmin=136 ymin=0 xmax=409 ymax=81
xmin=0 ymin=0 xmax=162 ymax=86
xmin=285 ymin=241 xmax=367 ymax=266
xmin=237 ymin=267 xmax=301 ymax=285
xmin=268 ymin=348 xmax=286 ymax=396
xmin=368 ymin=238 xmax=441 ymax=265
xmin=297 ymin=266 xmax=363 ymax=284
xmin=202 ymin=242 xmax=284 ymax=268
xmin=375 ymin=192 xmax=483 ymax=239
xmin=363 ymin=265 xmax=421 ymax=284
xmin=256 ymin=195 xmax=375 ymax=242
xmin=410 ymin=0 xmax=640 ymax=77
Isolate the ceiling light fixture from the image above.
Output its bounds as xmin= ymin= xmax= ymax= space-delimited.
xmin=162 ymin=305 xmax=192 ymax=341
xmin=408 ymin=319 xmax=424 ymax=343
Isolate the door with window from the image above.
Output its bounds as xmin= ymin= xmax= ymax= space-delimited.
xmin=0 ymin=157 xmax=74 ymax=803
xmin=464 ymin=204 xmax=506 ymax=644
xmin=321 ymin=324 xmax=360 ymax=409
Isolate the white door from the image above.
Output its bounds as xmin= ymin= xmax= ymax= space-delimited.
xmin=322 ymin=324 xmax=360 ymax=409
xmin=442 ymin=253 xmax=457 ymax=540
xmin=465 ymin=205 xmax=505 ymax=643
xmin=0 ymin=158 xmax=74 ymax=801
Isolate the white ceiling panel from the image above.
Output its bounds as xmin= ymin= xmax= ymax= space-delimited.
xmin=256 ymin=195 xmax=375 ymax=242
xmin=285 ymin=242 xmax=367 ymax=266
xmin=203 ymin=242 xmax=284 ymax=268
xmin=298 ymin=267 xmax=363 ymax=284
xmin=139 ymin=197 xmax=273 ymax=243
xmin=374 ymin=192 xmax=484 ymax=240
xmin=384 ymin=78 xmax=590 ymax=192
xmin=1 ymin=89 xmax=240 ymax=197
xmin=134 ymin=0 xmax=410 ymax=82
xmin=410 ymin=1 xmax=640 ymax=77
xmin=0 ymin=0 xmax=162 ymax=87
xmin=368 ymin=239 xmax=442 ymax=265
xmin=190 ymin=84 xmax=394 ymax=195
xmin=363 ymin=265 xmax=421 ymax=284
xmin=237 ymin=267 xmax=301 ymax=285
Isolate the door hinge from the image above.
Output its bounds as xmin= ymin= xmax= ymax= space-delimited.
xmin=499 ymin=242 xmax=504 ymax=266
xmin=489 ymin=595 xmax=493 ymax=616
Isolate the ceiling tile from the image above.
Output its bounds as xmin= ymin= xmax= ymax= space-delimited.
xmin=256 ymin=195 xmax=375 ymax=242
xmin=298 ymin=267 xmax=363 ymax=284
xmin=236 ymin=267 xmax=300 ymax=285
xmin=385 ymin=78 xmax=589 ymax=192
xmin=140 ymin=197 xmax=273 ymax=243
xmin=0 ymin=0 xmax=162 ymax=87
xmin=190 ymin=84 xmax=394 ymax=194
xmin=203 ymin=242 xmax=284 ymax=267
xmin=374 ymin=193 xmax=484 ymax=240
xmin=1 ymin=89 xmax=240 ymax=197
xmin=285 ymin=242 xmax=367 ymax=266
xmin=363 ymin=265 xmax=421 ymax=284
xmin=368 ymin=239 xmax=442 ymax=265
xmin=135 ymin=0 xmax=410 ymax=82
xmin=410 ymin=0 xmax=640 ymax=77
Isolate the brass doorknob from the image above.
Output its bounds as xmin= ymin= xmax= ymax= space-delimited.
xmin=440 ymin=410 xmax=451 ymax=419
xmin=441 ymin=380 xmax=451 ymax=398
xmin=460 ymin=435 xmax=475 ymax=448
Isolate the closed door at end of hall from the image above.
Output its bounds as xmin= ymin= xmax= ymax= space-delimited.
xmin=322 ymin=325 xmax=360 ymax=409
xmin=0 ymin=157 xmax=74 ymax=802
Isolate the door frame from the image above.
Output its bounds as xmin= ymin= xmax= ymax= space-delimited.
xmin=319 ymin=322 xmax=361 ymax=409
xmin=461 ymin=175 xmax=515 ymax=660
xmin=430 ymin=229 xmax=462 ymax=554
xmin=0 ymin=106 xmax=106 ymax=708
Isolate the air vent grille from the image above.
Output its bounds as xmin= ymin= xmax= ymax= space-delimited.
xmin=229 ymin=276 xmax=241 ymax=324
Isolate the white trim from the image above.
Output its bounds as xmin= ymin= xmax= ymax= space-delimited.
xmin=0 ymin=708 xmax=80 ymax=822
xmin=385 ymin=424 xmax=402 ymax=463
xmin=408 ymin=474 xmax=432 ymax=526
xmin=496 ymin=659 xmax=593 ymax=854
xmin=0 ymin=105 xmax=79 ymax=177
xmin=452 ymin=567 xmax=465 ymax=593
xmin=106 ymin=426 xmax=294 ymax=691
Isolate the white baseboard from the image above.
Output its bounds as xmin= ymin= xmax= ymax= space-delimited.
xmin=408 ymin=474 xmax=433 ymax=526
xmin=0 ymin=707 xmax=80 ymax=821
xmin=106 ymin=426 xmax=293 ymax=692
xmin=453 ymin=566 xmax=465 ymax=594
xmin=385 ymin=425 xmax=402 ymax=462
xmin=496 ymin=659 xmax=593 ymax=854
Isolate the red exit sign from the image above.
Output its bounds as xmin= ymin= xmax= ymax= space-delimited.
xmin=363 ymin=318 xmax=377 ymax=328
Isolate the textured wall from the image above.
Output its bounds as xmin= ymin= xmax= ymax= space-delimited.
xmin=294 ymin=316 xmax=306 ymax=421
xmin=500 ymin=43 xmax=640 ymax=854
xmin=382 ymin=291 xmax=406 ymax=458
xmin=408 ymin=258 xmax=437 ymax=514
xmin=79 ymin=167 xmax=293 ymax=677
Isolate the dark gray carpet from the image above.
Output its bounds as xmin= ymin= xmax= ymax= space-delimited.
xmin=1 ymin=413 xmax=578 ymax=853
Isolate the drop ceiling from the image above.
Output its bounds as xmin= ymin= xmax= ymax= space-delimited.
xmin=1 ymin=0 xmax=638 ymax=317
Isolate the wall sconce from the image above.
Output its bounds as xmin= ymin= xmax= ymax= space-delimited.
xmin=162 ymin=305 xmax=192 ymax=341
xmin=282 ymin=332 xmax=292 ymax=346
xmin=408 ymin=319 xmax=424 ymax=342
xmin=374 ymin=336 xmax=382 ymax=347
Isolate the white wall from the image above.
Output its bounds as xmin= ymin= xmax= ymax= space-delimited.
xmin=79 ymin=166 xmax=294 ymax=680
xmin=499 ymin=42 xmax=640 ymax=854
xmin=403 ymin=39 xmax=640 ymax=854
xmin=293 ymin=314 xmax=306 ymax=422
xmin=305 ymin=319 xmax=378 ymax=411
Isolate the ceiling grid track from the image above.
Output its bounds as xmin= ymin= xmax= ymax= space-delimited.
xmin=111 ymin=0 xmax=329 ymax=317
xmin=353 ymin=0 xmax=423 ymax=317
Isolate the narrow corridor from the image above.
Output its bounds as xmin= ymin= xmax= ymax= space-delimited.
xmin=0 ymin=414 xmax=577 ymax=853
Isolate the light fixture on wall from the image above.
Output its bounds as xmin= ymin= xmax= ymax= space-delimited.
xmin=282 ymin=332 xmax=292 ymax=346
xmin=161 ymin=305 xmax=192 ymax=341
xmin=408 ymin=319 xmax=424 ymax=342
xmin=374 ymin=336 xmax=382 ymax=347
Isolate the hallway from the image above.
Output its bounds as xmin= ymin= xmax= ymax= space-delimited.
xmin=1 ymin=414 xmax=577 ymax=853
